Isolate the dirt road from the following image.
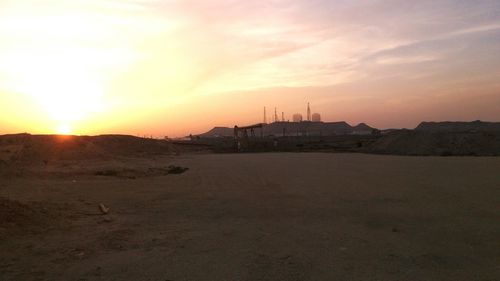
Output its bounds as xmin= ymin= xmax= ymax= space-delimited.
xmin=1 ymin=153 xmax=499 ymax=280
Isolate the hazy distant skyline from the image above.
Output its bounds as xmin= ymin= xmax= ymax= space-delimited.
xmin=1 ymin=0 xmax=499 ymax=136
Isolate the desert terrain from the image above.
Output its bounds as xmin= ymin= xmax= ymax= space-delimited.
xmin=1 ymin=142 xmax=499 ymax=280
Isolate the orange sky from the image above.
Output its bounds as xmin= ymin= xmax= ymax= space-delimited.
xmin=1 ymin=0 xmax=499 ymax=137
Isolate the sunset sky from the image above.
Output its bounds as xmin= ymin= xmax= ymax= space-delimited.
xmin=1 ymin=0 xmax=499 ymax=137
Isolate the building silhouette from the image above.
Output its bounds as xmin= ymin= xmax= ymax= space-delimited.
xmin=312 ymin=113 xmax=321 ymax=122
xmin=292 ymin=113 xmax=303 ymax=122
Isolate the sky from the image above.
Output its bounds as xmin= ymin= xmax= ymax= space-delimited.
xmin=0 ymin=0 xmax=499 ymax=137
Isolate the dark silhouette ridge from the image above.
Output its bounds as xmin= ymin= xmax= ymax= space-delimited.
xmin=2 ymin=121 xmax=500 ymax=159
xmin=198 ymin=121 xmax=376 ymax=137
xmin=194 ymin=120 xmax=500 ymax=156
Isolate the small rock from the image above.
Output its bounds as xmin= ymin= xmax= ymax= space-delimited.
xmin=99 ymin=203 xmax=109 ymax=214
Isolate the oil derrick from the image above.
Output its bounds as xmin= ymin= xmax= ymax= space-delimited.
xmin=274 ymin=107 xmax=279 ymax=123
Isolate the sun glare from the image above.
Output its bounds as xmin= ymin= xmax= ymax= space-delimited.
xmin=57 ymin=124 xmax=72 ymax=135
xmin=7 ymin=59 xmax=106 ymax=134
xmin=0 ymin=3 xmax=139 ymax=135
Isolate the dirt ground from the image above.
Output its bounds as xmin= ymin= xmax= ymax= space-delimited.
xmin=0 ymin=153 xmax=499 ymax=281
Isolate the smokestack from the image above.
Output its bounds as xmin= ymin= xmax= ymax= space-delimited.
xmin=281 ymin=112 xmax=285 ymax=122
xmin=263 ymin=107 xmax=267 ymax=124
xmin=307 ymin=102 xmax=311 ymax=121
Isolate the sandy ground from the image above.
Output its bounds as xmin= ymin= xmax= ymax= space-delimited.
xmin=1 ymin=153 xmax=499 ymax=281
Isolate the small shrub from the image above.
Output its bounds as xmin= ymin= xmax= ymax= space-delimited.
xmin=167 ymin=165 xmax=189 ymax=174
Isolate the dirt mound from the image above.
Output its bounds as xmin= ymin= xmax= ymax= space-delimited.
xmin=415 ymin=120 xmax=500 ymax=132
xmin=0 ymin=197 xmax=69 ymax=238
xmin=366 ymin=130 xmax=500 ymax=156
xmin=87 ymin=135 xmax=174 ymax=156
xmin=0 ymin=134 xmax=177 ymax=165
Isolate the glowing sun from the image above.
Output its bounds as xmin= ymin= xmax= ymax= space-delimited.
xmin=10 ymin=63 xmax=105 ymax=135
xmin=57 ymin=124 xmax=72 ymax=135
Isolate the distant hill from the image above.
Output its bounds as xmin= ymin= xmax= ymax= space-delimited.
xmin=197 ymin=127 xmax=234 ymax=138
xmin=415 ymin=120 xmax=500 ymax=132
xmin=197 ymin=121 xmax=377 ymax=137
xmin=353 ymin=123 xmax=373 ymax=131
